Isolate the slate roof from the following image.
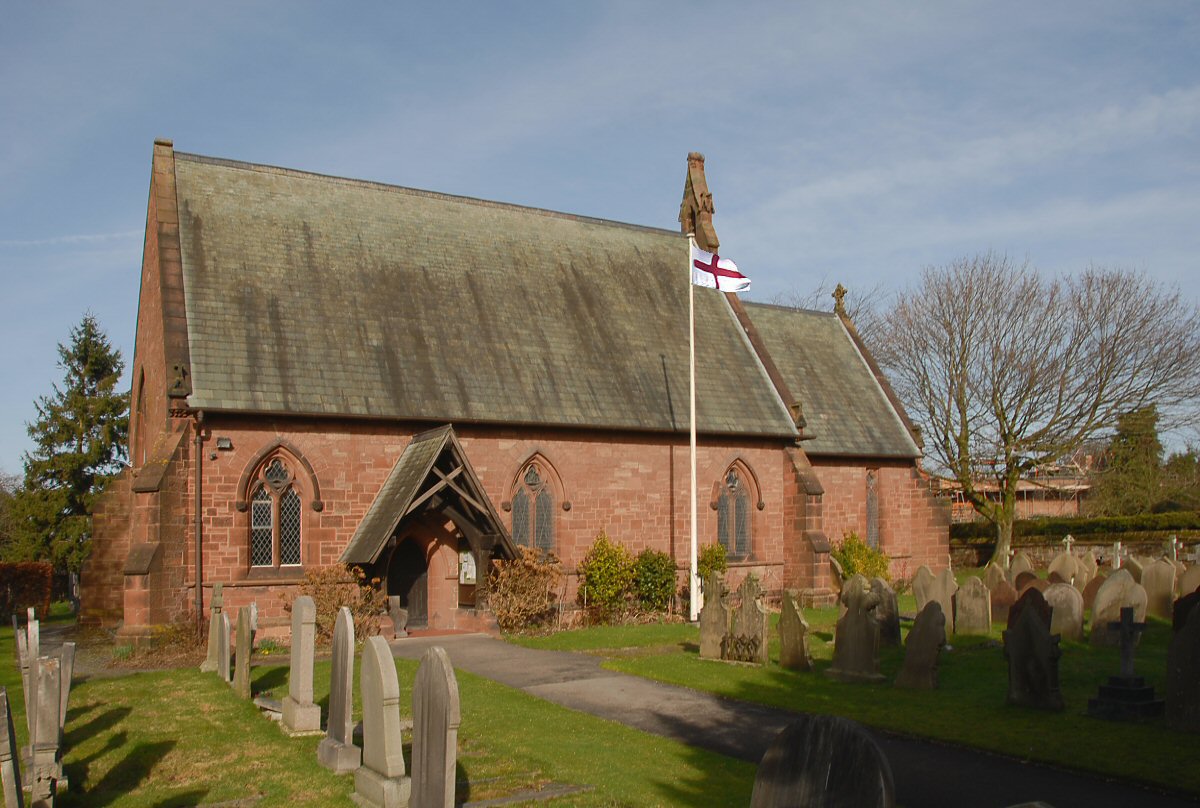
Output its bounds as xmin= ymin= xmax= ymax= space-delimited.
xmin=743 ymin=303 xmax=921 ymax=458
xmin=173 ymin=153 xmax=796 ymax=438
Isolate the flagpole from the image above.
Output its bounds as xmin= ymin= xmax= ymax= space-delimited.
xmin=687 ymin=235 xmax=702 ymax=623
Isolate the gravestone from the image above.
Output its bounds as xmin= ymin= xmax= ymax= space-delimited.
xmin=984 ymin=562 xmax=1007 ymax=593
xmin=826 ymin=575 xmax=884 ymax=683
xmin=1003 ymin=588 xmax=1064 ymax=711
xmin=353 ymin=636 xmax=411 ymax=807
xmin=955 ymin=576 xmax=991 ymax=636
xmin=725 ymin=577 xmax=769 ymax=664
xmin=870 ymin=578 xmax=900 ymax=647
xmin=750 ymin=714 xmax=895 ymax=808
xmin=1047 ymin=551 xmax=1076 ymax=586
xmin=911 ymin=566 xmax=935 ymax=611
xmin=1087 ymin=607 xmax=1163 ymax=721
xmin=1181 ymin=565 xmax=1200 ymax=599
xmin=0 ymin=688 xmax=22 ymax=808
xmin=1009 ymin=552 xmax=1035 ymax=582
xmin=282 ymin=596 xmax=321 ymax=734
xmin=1123 ymin=556 xmax=1143 ymax=584
xmin=1078 ymin=552 xmax=1099 ymax=591
xmin=412 ymin=647 xmax=461 ymax=808
xmin=698 ymin=572 xmax=729 ymax=660
xmin=1082 ymin=572 xmax=1107 ymax=612
xmin=929 ymin=569 xmax=958 ymax=635
xmin=990 ymin=579 xmax=1018 ymax=624
xmin=318 ymin=607 xmax=362 ymax=773
xmin=1047 ymin=571 xmax=1069 ymax=586
xmin=778 ymin=591 xmax=813 ymax=671
xmin=1090 ymin=570 xmax=1148 ymax=647
xmin=1110 ymin=541 xmax=1123 ymax=570
xmin=200 ymin=583 xmax=224 ymax=673
xmin=1142 ymin=558 xmax=1178 ymax=620
xmin=1013 ymin=571 xmax=1039 ymax=593
xmin=217 ymin=612 xmax=232 ymax=683
xmin=1043 ymin=583 xmax=1085 ymax=642
xmin=1167 ymin=595 xmax=1200 ymax=731
xmin=829 ymin=556 xmax=846 ymax=594
xmin=895 ymin=601 xmax=946 ymax=690
xmin=29 ymin=657 xmax=61 ymax=807
xmin=233 ymin=606 xmax=252 ymax=698
xmin=1175 ymin=591 xmax=1200 ymax=632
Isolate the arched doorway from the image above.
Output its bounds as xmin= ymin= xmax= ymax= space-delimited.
xmin=388 ymin=538 xmax=428 ymax=630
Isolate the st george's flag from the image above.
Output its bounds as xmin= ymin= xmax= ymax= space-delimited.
xmin=690 ymin=242 xmax=750 ymax=292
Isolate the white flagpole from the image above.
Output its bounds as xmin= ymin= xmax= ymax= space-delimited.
xmin=688 ymin=235 xmax=702 ymax=622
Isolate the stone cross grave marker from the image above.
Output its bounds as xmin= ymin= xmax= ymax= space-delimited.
xmin=750 ymin=714 xmax=895 ymax=808
xmin=1087 ymin=606 xmax=1164 ymax=721
xmin=217 ymin=611 xmax=232 ymax=683
xmin=1003 ymin=588 xmax=1064 ymax=711
xmin=871 ymin=578 xmax=900 ymax=647
xmin=412 ymin=647 xmax=461 ymax=808
xmin=318 ymin=607 xmax=362 ymax=773
xmin=725 ymin=576 xmax=768 ymax=664
xmin=1062 ymin=534 xmax=1075 ymax=553
xmin=778 ymin=591 xmax=812 ymax=671
xmin=698 ymin=572 xmax=728 ymax=660
xmin=826 ymin=575 xmax=884 ymax=683
xmin=896 ymin=601 xmax=946 ymax=690
xmin=1142 ymin=558 xmax=1178 ymax=620
xmin=1168 ymin=594 xmax=1200 ymax=731
xmin=0 ymin=687 xmax=23 ymax=808
xmin=955 ymin=576 xmax=991 ymax=636
xmin=233 ymin=606 xmax=253 ymax=699
xmin=29 ymin=656 xmax=61 ymax=807
xmin=282 ymin=596 xmax=321 ymax=735
xmin=1111 ymin=541 xmax=1123 ymax=570
xmin=1166 ymin=534 xmax=1180 ymax=561
xmin=354 ymin=636 xmax=411 ymax=808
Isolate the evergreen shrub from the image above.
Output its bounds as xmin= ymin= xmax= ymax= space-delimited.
xmin=697 ymin=543 xmax=728 ymax=587
xmin=633 ymin=549 xmax=676 ymax=612
xmin=577 ymin=530 xmax=635 ymax=621
xmin=0 ymin=562 xmax=53 ymax=619
xmin=831 ymin=532 xmax=890 ymax=581
xmin=490 ymin=547 xmax=562 ymax=633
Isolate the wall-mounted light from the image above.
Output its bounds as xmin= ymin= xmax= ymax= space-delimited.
xmin=215 ymin=437 xmax=233 ymax=451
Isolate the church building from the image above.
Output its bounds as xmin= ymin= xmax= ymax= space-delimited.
xmin=81 ymin=140 xmax=949 ymax=638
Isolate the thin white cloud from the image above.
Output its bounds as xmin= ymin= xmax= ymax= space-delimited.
xmin=0 ymin=230 xmax=142 ymax=248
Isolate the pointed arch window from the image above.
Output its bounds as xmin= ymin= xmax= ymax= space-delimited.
xmin=512 ymin=462 xmax=555 ymax=553
xmin=717 ymin=467 xmax=753 ymax=558
xmin=249 ymin=457 xmax=303 ymax=568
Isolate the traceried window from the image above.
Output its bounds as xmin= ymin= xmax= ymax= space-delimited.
xmin=511 ymin=463 xmax=555 ymax=552
xmin=717 ymin=467 xmax=752 ymax=557
xmin=249 ymin=457 xmax=302 ymax=568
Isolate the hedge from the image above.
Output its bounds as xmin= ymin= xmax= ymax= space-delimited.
xmin=950 ymin=511 xmax=1200 ymax=543
xmin=0 ymin=562 xmax=54 ymax=620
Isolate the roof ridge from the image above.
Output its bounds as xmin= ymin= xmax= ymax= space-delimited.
xmin=175 ymin=151 xmax=680 ymax=238
xmin=743 ymin=300 xmax=838 ymax=317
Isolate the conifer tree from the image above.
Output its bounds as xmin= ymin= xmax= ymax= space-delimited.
xmin=1088 ymin=406 xmax=1164 ymax=516
xmin=6 ymin=314 xmax=128 ymax=571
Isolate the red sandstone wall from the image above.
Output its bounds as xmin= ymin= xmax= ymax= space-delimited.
xmin=809 ymin=457 xmax=950 ymax=580
xmin=80 ymin=470 xmax=134 ymax=625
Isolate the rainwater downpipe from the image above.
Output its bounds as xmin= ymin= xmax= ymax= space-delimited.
xmin=194 ymin=410 xmax=205 ymax=631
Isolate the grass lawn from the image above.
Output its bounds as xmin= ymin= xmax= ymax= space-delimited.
xmin=2 ymin=620 xmax=753 ymax=806
xmin=515 ymin=587 xmax=1200 ymax=797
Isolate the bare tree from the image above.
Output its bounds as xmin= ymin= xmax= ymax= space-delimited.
xmin=765 ymin=275 xmax=888 ymax=342
xmin=873 ymin=253 xmax=1200 ymax=566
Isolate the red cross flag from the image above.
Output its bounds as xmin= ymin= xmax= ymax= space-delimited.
xmin=690 ymin=242 xmax=750 ymax=293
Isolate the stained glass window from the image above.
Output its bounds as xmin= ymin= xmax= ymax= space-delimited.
xmin=512 ymin=462 xmax=554 ymax=551
xmin=717 ymin=467 xmax=752 ymax=557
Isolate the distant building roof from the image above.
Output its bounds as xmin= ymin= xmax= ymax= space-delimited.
xmin=173 ymin=152 xmax=796 ymax=437
xmin=743 ymin=302 xmax=921 ymax=458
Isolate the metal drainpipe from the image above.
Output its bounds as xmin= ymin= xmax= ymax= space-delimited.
xmin=194 ymin=410 xmax=205 ymax=630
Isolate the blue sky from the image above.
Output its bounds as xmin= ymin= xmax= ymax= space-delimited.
xmin=2 ymin=2 xmax=1199 ymax=476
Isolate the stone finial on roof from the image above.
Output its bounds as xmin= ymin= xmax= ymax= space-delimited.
xmin=832 ymin=284 xmax=848 ymax=314
xmin=679 ymin=152 xmax=719 ymax=252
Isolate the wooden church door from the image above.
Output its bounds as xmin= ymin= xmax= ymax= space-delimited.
xmin=388 ymin=538 xmax=428 ymax=630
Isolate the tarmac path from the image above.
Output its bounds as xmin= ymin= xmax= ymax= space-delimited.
xmin=390 ymin=633 xmax=1199 ymax=808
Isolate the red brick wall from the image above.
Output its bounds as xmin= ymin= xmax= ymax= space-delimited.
xmin=809 ymin=457 xmax=950 ymax=580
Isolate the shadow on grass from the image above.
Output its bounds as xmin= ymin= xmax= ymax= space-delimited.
xmin=149 ymin=790 xmax=211 ymax=807
xmin=65 ymin=706 xmax=131 ymax=747
xmin=62 ymin=739 xmax=180 ymax=807
xmin=251 ymin=664 xmax=288 ymax=696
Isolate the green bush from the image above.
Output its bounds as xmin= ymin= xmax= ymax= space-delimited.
xmin=577 ymin=531 xmax=635 ymax=622
xmin=697 ymin=543 xmax=728 ymax=587
xmin=490 ymin=547 xmax=562 ymax=633
xmin=831 ymin=532 xmax=890 ymax=581
xmin=948 ymin=511 xmax=1200 ymax=542
xmin=633 ymin=549 xmax=676 ymax=612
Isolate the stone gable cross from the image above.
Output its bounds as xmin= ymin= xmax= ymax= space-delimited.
xmin=1062 ymin=534 xmax=1075 ymax=553
xmin=1166 ymin=534 xmax=1181 ymax=561
xmin=1108 ymin=606 xmax=1147 ymax=679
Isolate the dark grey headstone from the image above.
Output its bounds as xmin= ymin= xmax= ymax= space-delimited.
xmin=896 ymin=601 xmax=946 ymax=690
xmin=826 ymin=575 xmax=884 ymax=683
xmin=871 ymin=578 xmax=900 ymax=647
xmin=412 ymin=647 xmax=461 ymax=808
xmin=1003 ymin=588 xmax=1064 ymax=711
xmin=1167 ymin=594 xmax=1200 ymax=731
xmin=750 ymin=715 xmax=895 ymax=808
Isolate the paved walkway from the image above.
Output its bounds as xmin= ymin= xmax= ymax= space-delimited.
xmin=390 ymin=634 xmax=1199 ymax=808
